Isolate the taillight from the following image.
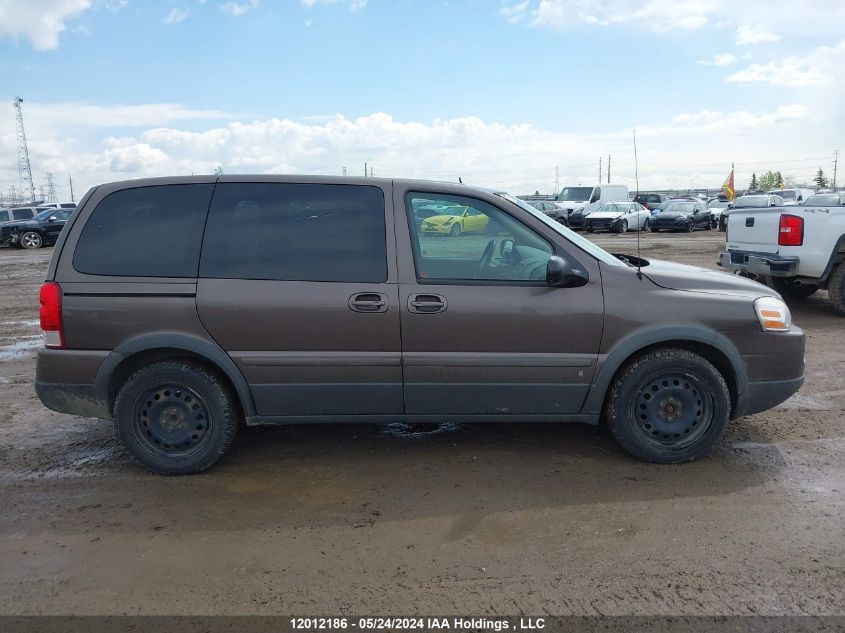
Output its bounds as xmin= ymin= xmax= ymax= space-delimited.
xmin=778 ymin=214 xmax=803 ymax=246
xmin=39 ymin=282 xmax=65 ymax=349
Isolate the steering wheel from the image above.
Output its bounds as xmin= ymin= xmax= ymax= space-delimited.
xmin=477 ymin=239 xmax=497 ymax=276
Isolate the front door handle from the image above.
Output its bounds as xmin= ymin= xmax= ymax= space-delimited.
xmin=348 ymin=292 xmax=388 ymax=313
xmin=408 ymin=293 xmax=448 ymax=314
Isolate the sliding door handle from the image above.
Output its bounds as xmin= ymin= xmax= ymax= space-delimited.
xmin=348 ymin=292 xmax=388 ymax=313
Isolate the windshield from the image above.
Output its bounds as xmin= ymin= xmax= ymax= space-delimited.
xmin=663 ymin=202 xmax=696 ymax=213
xmin=497 ymin=193 xmax=626 ymax=267
xmin=734 ymin=196 xmax=771 ymax=208
xmin=597 ymin=203 xmax=628 ymax=213
xmin=770 ymin=190 xmax=796 ymax=200
xmin=805 ymin=194 xmax=842 ymax=206
xmin=708 ymin=199 xmax=730 ymax=208
xmin=557 ymin=187 xmax=592 ymax=202
xmin=32 ymin=209 xmax=56 ymax=222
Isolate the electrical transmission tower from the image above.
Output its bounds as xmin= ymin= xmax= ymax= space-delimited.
xmin=13 ymin=97 xmax=36 ymax=204
xmin=46 ymin=172 xmax=58 ymax=202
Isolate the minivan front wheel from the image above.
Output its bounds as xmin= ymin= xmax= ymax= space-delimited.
xmin=114 ymin=360 xmax=239 ymax=474
xmin=604 ymin=348 xmax=730 ymax=463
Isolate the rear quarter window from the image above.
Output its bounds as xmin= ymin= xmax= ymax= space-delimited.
xmin=200 ymin=182 xmax=387 ymax=283
xmin=73 ymin=184 xmax=214 ymax=277
xmin=0 ymin=211 xmax=9 ymax=222
xmin=12 ymin=209 xmax=34 ymax=220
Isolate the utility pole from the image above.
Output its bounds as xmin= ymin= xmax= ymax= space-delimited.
xmin=342 ymin=166 xmax=347 ymax=177
xmin=599 ymin=157 xmax=602 ymax=184
xmin=364 ymin=162 xmax=367 ymax=177
xmin=46 ymin=172 xmax=58 ymax=202
xmin=68 ymin=175 xmax=75 ymax=203
xmin=554 ymin=165 xmax=559 ymax=194
xmin=369 ymin=165 xmax=374 ymax=177
xmin=607 ymin=155 xmax=611 ymax=183
xmin=13 ymin=97 xmax=36 ymax=204
xmin=834 ymin=150 xmax=839 ymax=190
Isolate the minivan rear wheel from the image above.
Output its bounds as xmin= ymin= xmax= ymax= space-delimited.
xmin=114 ymin=360 xmax=239 ymax=474
xmin=604 ymin=347 xmax=730 ymax=463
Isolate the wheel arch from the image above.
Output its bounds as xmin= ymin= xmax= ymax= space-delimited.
xmin=582 ymin=328 xmax=747 ymax=419
xmin=95 ymin=333 xmax=256 ymax=419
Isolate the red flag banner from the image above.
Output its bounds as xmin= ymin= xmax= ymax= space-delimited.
xmin=721 ymin=168 xmax=735 ymax=200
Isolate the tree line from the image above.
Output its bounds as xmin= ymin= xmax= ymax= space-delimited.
xmin=747 ymin=168 xmax=830 ymax=191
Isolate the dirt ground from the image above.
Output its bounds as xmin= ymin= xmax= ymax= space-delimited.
xmin=0 ymin=231 xmax=843 ymax=616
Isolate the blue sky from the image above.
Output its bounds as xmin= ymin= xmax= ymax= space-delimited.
xmin=0 ymin=0 xmax=843 ymax=197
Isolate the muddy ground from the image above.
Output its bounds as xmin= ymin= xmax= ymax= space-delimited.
xmin=0 ymin=231 xmax=842 ymax=616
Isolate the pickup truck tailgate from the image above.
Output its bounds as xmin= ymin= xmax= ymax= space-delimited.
xmin=727 ymin=208 xmax=781 ymax=254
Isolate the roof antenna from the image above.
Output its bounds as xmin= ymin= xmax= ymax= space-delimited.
xmin=458 ymin=176 xmax=463 ymax=184
xmin=633 ymin=129 xmax=642 ymax=279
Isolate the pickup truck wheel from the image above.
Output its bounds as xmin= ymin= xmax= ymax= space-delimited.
xmin=604 ymin=347 xmax=730 ymax=463
xmin=114 ymin=360 xmax=239 ymax=474
xmin=828 ymin=264 xmax=845 ymax=315
xmin=770 ymin=277 xmax=818 ymax=299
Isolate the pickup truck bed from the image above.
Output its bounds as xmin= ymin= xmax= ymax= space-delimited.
xmin=719 ymin=204 xmax=845 ymax=313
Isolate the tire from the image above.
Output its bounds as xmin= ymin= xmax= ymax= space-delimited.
xmin=642 ymin=218 xmax=650 ymax=232
xmin=604 ymin=347 xmax=730 ymax=463
xmin=828 ymin=264 xmax=845 ymax=315
xmin=449 ymin=223 xmax=461 ymax=237
xmin=614 ymin=220 xmax=628 ymax=234
xmin=20 ymin=231 xmax=43 ymax=249
xmin=769 ymin=277 xmax=818 ymax=300
xmin=114 ymin=360 xmax=240 ymax=474
xmin=686 ymin=219 xmax=695 ymax=233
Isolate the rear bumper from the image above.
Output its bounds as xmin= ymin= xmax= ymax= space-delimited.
xmin=35 ymin=381 xmax=110 ymax=418
xmin=719 ymin=251 xmax=799 ymax=277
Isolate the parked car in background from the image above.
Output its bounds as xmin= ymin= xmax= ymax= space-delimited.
xmin=767 ymin=188 xmax=815 ymax=206
xmin=707 ymin=197 xmax=731 ymax=230
xmin=0 ymin=208 xmax=37 ymax=225
xmin=585 ymin=201 xmax=650 ymax=233
xmin=419 ymin=204 xmax=489 ymax=236
xmin=633 ymin=193 xmax=669 ymax=210
xmin=529 ymin=200 xmax=568 ymax=225
xmin=720 ymin=192 xmax=845 ymax=313
xmin=36 ymin=202 xmax=77 ymax=210
xmin=35 ymin=175 xmax=804 ymax=473
xmin=649 ymin=200 xmax=713 ymax=232
xmin=0 ymin=207 xmax=73 ymax=249
xmin=554 ymin=184 xmax=629 ymax=221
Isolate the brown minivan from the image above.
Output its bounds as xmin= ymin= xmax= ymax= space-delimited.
xmin=35 ymin=176 xmax=805 ymax=473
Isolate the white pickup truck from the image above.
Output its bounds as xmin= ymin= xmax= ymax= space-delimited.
xmin=719 ymin=192 xmax=845 ymax=314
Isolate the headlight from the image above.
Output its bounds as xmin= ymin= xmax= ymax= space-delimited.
xmin=754 ymin=296 xmax=792 ymax=331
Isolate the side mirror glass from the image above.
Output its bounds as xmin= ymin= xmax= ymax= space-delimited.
xmin=48 ymin=216 xmax=57 ymax=222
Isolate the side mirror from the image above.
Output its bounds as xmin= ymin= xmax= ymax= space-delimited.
xmin=48 ymin=216 xmax=57 ymax=222
xmin=546 ymin=255 xmax=588 ymax=288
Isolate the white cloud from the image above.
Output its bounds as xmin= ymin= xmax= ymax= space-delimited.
xmin=735 ymin=24 xmax=780 ymax=45
xmin=301 ymin=0 xmax=367 ymax=11
xmin=528 ymin=0 xmax=714 ymax=32
xmin=19 ymin=102 xmax=231 ymax=128
xmin=0 ymin=0 xmax=91 ymax=50
xmin=727 ymin=40 xmax=845 ymax=87
xmin=164 ymin=8 xmax=190 ymax=25
xmin=0 ymin=103 xmax=831 ymax=199
xmin=500 ymin=1 xmax=530 ymax=24
xmin=219 ymin=0 xmax=258 ymax=17
xmin=696 ymin=52 xmax=737 ymax=67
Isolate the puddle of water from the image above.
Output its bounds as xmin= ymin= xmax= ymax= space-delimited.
xmin=1 ymin=319 xmax=40 ymax=328
xmin=0 ymin=335 xmax=42 ymax=361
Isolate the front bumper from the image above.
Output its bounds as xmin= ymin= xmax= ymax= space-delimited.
xmin=735 ymin=376 xmax=803 ymax=418
xmin=719 ymin=251 xmax=799 ymax=277
xmin=420 ymin=224 xmax=453 ymax=235
xmin=568 ymin=215 xmax=587 ymax=229
xmin=585 ymin=218 xmax=617 ymax=232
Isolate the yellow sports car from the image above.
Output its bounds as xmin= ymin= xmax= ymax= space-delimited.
xmin=419 ymin=205 xmax=490 ymax=237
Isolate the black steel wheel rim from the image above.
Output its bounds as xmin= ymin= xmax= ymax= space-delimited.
xmin=130 ymin=383 xmax=212 ymax=457
xmin=632 ymin=370 xmax=714 ymax=449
